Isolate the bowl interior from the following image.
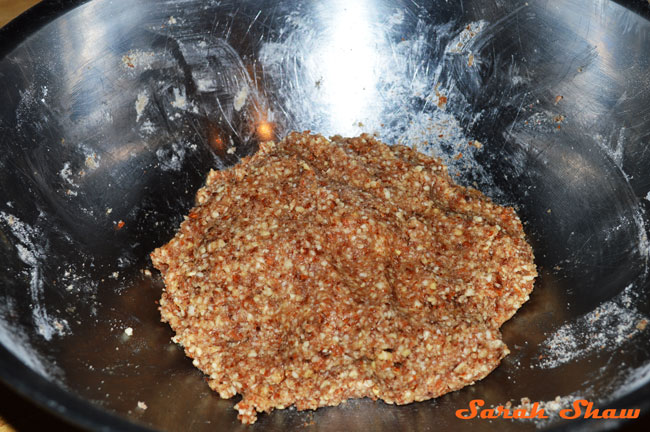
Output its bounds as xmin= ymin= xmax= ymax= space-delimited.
xmin=0 ymin=0 xmax=649 ymax=431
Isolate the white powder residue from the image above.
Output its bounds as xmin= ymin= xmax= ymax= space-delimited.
xmin=592 ymin=128 xmax=627 ymax=169
xmin=196 ymin=78 xmax=217 ymax=92
xmin=0 ymin=212 xmax=66 ymax=341
xmin=603 ymin=213 xmax=650 ymax=266
xmin=156 ymin=142 xmax=186 ymax=171
xmin=140 ymin=120 xmax=156 ymax=135
xmin=59 ymin=162 xmax=79 ymax=196
xmin=586 ymin=132 xmax=649 ymax=270
xmin=78 ymin=143 xmax=101 ymax=170
xmin=258 ymin=17 xmax=501 ymax=198
xmin=121 ymin=50 xmax=156 ymax=71
xmin=57 ymin=263 xmax=99 ymax=299
xmin=395 ymin=110 xmax=490 ymax=183
xmin=15 ymin=85 xmax=49 ymax=131
xmin=386 ymin=9 xmax=405 ymax=27
xmin=611 ymin=361 xmax=650 ymax=400
xmin=511 ymin=75 xmax=527 ymax=85
xmin=135 ymin=91 xmax=149 ymax=122
xmin=170 ymin=87 xmax=187 ymax=109
xmin=503 ymin=394 xmax=586 ymax=427
xmin=84 ymin=153 xmax=100 ymax=170
xmin=60 ymin=162 xmax=76 ymax=186
xmin=445 ymin=20 xmax=489 ymax=54
xmin=519 ymin=110 xmax=565 ymax=138
xmin=233 ymin=86 xmax=249 ymax=111
xmin=536 ymin=284 xmax=647 ymax=369
xmin=117 ymin=256 xmax=133 ymax=269
xmin=631 ymin=208 xmax=650 ymax=270
xmin=534 ymin=395 xmax=582 ymax=415
xmin=375 ymin=21 xmax=496 ymax=190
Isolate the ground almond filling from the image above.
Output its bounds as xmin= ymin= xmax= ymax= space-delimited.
xmin=150 ymin=132 xmax=537 ymax=424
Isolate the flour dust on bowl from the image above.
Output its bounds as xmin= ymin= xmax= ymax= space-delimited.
xmin=0 ymin=0 xmax=648 ymax=431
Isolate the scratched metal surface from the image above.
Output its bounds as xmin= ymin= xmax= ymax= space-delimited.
xmin=0 ymin=0 xmax=649 ymax=430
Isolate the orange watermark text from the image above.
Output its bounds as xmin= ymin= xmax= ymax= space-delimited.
xmin=456 ymin=399 xmax=640 ymax=420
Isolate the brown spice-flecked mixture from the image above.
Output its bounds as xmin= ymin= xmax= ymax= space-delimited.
xmin=150 ymin=132 xmax=537 ymax=424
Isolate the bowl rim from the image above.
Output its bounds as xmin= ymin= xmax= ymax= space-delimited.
xmin=0 ymin=0 xmax=648 ymax=430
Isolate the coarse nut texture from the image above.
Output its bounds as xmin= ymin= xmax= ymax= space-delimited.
xmin=150 ymin=132 xmax=537 ymax=424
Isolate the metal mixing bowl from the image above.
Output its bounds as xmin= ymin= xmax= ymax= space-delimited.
xmin=0 ymin=0 xmax=649 ymax=430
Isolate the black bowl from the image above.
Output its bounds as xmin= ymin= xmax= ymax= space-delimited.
xmin=0 ymin=0 xmax=649 ymax=430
